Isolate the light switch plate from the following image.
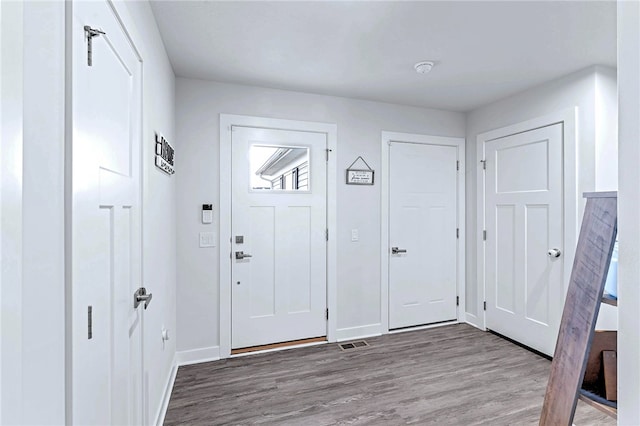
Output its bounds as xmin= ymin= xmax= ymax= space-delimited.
xmin=199 ymin=231 xmax=216 ymax=248
xmin=351 ymin=229 xmax=359 ymax=242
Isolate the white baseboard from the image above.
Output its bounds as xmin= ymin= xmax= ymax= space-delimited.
xmin=176 ymin=345 xmax=221 ymax=366
xmin=464 ymin=313 xmax=485 ymax=331
xmin=154 ymin=346 xmax=221 ymax=425
xmin=335 ymin=323 xmax=382 ymax=342
xmin=154 ymin=355 xmax=178 ymax=426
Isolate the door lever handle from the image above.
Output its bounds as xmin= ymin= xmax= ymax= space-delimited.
xmin=235 ymin=251 xmax=253 ymax=260
xmin=134 ymin=287 xmax=153 ymax=309
xmin=391 ymin=247 xmax=407 ymax=254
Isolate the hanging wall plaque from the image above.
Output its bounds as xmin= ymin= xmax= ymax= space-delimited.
xmin=155 ymin=133 xmax=175 ymax=175
xmin=346 ymin=156 xmax=374 ymax=185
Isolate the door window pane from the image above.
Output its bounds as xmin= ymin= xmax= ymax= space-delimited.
xmin=250 ymin=145 xmax=309 ymax=191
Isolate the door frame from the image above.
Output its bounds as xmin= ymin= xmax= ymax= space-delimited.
xmin=475 ymin=108 xmax=578 ymax=331
xmin=381 ymin=131 xmax=466 ymax=333
xmin=219 ymin=114 xmax=337 ymax=358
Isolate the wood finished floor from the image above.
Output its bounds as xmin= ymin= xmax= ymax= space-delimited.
xmin=164 ymin=324 xmax=615 ymax=425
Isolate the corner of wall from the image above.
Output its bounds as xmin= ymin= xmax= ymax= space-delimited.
xmin=175 ymin=346 xmax=221 ymax=366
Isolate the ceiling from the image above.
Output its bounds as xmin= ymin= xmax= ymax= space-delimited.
xmin=150 ymin=1 xmax=616 ymax=112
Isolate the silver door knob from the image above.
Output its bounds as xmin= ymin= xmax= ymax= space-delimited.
xmin=547 ymin=248 xmax=562 ymax=258
xmin=235 ymin=251 xmax=253 ymax=260
xmin=133 ymin=287 xmax=153 ymax=309
xmin=391 ymin=247 xmax=407 ymax=254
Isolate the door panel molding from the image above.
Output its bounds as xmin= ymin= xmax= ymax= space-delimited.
xmin=484 ymin=124 xmax=564 ymax=356
xmin=475 ymin=108 xmax=578 ymax=331
xmin=220 ymin=115 xmax=337 ymax=358
xmin=230 ymin=127 xmax=326 ymax=349
xmin=381 ymin=131 xmax=466 ymax=333
xmin=71 ymin=0 xmax=144 ymax=423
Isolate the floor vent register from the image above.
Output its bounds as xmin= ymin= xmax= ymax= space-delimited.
xmin=338 ymin=340 xmax=369 ymax=351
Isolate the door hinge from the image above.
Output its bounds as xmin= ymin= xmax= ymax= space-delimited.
xmin=480 ymin=159 xmax=486 ymax=170
xmin=326 ymin=148 xmax=333 ymax=162
xmin=326 ymin=308 xmax=329 ymax=320
xmin=84 ymin=25 xmax=106 ymax=67
xmin=483 ymin=230 xmax=487 ymax=241
xmin=456 ymin=160 xmax=460 ymax=171
xmin=456 ymin=296 xmax=459 ymax=306
xmin=87 ymin=306 xmax=93 ymax=339
xmin=484 ymin=301 xmax=487 ymax=311
xmin=456 ymin=228 xmax=459 ymax=239
xmin=325 ymin=229 xmax=329 ymax=241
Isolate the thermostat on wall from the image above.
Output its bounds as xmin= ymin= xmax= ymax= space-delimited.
xmin=202 ymin=204 xmax=213 ymax=224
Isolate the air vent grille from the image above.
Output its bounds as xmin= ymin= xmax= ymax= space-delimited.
xmin=338 ymin=340 xmax=369 ymax=351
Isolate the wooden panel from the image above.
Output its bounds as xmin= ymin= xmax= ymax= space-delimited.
xmin=602 ymin=350 xmax=617 ymax=401
xmin=583 ymin=330 xmax=617 ymax=386
xmin=578 ymin=390 xmax=617 ymax=418
xmin=539 ymin=194 xmax=617 ymax=426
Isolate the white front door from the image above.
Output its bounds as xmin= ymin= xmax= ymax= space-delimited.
xmin=389 ymin=141 xmax=459 ymax=329
xmin=231 ymin=127 xmax=327 ymax=349
xmin=72 ymin=2 xmax=144 ymax=424
xmin=485 ymin=123 xmax=564 ymax=356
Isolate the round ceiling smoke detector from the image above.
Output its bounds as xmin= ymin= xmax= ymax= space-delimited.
xmin=414 ymin=61 xmax=435 ymax=74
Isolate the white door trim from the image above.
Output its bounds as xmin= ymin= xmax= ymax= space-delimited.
xmin=475 ymin=108 xmax=578 ymax=330
xmin=1 ymin=2 xmax=24 ymax=422
xmin=219 ymin=114 xmax=337 ymax=358
xmin=381 ymin=131 xmax=466 ymax=333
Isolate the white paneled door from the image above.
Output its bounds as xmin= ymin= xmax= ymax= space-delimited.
xmin=231 ymin=127 xmax=327 ymax=349
xmin=389 ymin=141 xmax=459 ymax=329
xmin=485 ymin=123 xmax=564 ymax=356
xmin=72 ymin=2 xmax=144 ymax=424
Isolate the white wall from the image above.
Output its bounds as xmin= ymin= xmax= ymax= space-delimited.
xmin=595 ymin=67 xmax=618 ymax=192
xmin=22 ymin=2 xmax=66 ymax=423
xmin=116 ymin=2 xmax=177 ymax=424
xmin=594 ymin=68 xmax=619 ymax=332
xmin=175 ymin=79 xmax=465 ymax=352
xmin=0 ymin=2 xmax=67 ymax=424
xmin=617 ymin=0 xmax=640 ymax=423
xmin=465 ymin=66 xmax=618 ymax=326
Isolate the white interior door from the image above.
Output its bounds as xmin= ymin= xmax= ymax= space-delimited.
xmin=389 ymin=142 xmax=458 ymax=329
xmin=72 ymin=2 xmax=144 ymax=424
xmin=485 ymin=123 xmax=564 ymax=356
xmin=231 ymin=127 xmax=327 ymax=349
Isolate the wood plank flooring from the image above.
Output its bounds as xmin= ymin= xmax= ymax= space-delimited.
xmin=164 ymin=324 xmax=615 ymax=425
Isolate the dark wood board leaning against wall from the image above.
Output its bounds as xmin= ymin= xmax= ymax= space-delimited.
xmin=540 ymin=192 xmax=617 ymax=425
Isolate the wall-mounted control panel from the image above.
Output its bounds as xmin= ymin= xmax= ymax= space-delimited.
xmin=202 ymin=204 xmax=213 ymax=224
